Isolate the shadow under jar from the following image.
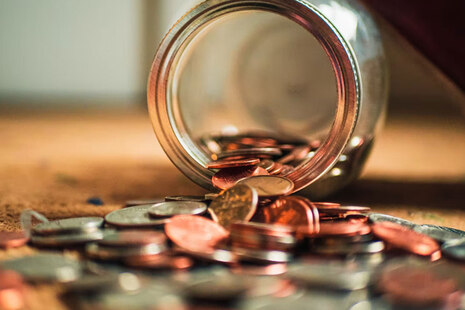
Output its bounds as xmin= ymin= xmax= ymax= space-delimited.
xmin=147 ymin=0 xmax=388 ymax=199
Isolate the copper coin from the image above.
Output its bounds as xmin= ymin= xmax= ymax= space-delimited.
xmin=371 ymin=222 xmax=440 ymax=256
xmin=378 ymin=266 xmax=460 ymax=307
xmin=207 ymin=158 xmax=260 ymax=169
xmin=230 ymin=222 xmax=295 ymax=237
xmin=236 ymin=175 xmax=294 ymax=198
xmin=317 ymin=205 xmax=371 ymax=217
xmin=208 ymin=184 xmax=258 ymax=228
xmin=277 ymin=146 xmax=310 ymax=164
xmin=300 ymin=221 xmax=371 ymax=237
xmin=212 ymin=166 xmax=268 ymax=190
xmin=0 ymin=232 xmax=28 ymax=249
xmin=0 ymin=270 xmax=25 ymax=310
xmin=98 ymin=230 xmax=166 ymax=247
xmin=279 ymin=165 xmax=295 ymax=176
xmin=268 ymin=162 xmax=284 ymax=175
xmin=165 ymin=215 xmax=229 ymax=253
xmin=124 ymin=255 xmax=193 ymax=270
xmin=217 ymin=148 xmax=282 ymax=160
xmin=260 ymin=196 xmax=314 ymax=227
xmin=300 ymin=198 xmax=320 ymax=234
xmin=257 ymin=159 xmax=275 ymax=171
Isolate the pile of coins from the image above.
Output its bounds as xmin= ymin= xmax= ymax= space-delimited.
xmin=1 ymin=153 xmax=465 ymax=309
xmin=200 ymin=131 xmax=318 ymax=190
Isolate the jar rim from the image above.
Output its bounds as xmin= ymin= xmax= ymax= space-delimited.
xmin=147 ymin=0 xmax=360 ymax=193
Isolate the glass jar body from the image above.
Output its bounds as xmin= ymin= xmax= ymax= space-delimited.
xmin=148 ymin=0 xmax=388 ymax=198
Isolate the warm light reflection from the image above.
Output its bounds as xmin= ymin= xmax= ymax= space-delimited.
xmin=319 ymin=2 xmax=358 ymax=40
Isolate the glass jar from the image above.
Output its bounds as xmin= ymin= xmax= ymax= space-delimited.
xmin=147 ymin=0 xmax=388 ymax=199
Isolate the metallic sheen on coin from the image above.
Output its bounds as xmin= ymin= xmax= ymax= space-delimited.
xmin=165 ymin=215 xmax=229 ymax=253
xmin=148 ymin=201 xmax=207 ymax=217
xmin=1 ymin=253 xmax=82 ymax=283
xmin=208 ymin=184 xmax=258 ymax=228
xmin=236 ymin=175 xmax=294 ymax=197
xmin=105 ymin=205 xmax=169 ymax=228
xmin=0 ymin=231 xmax=28 ymax=249
xmin=32 ymin=217 xmax=104 ymax=235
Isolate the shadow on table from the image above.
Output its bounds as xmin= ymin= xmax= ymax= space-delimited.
xmin=332 ymin=179 xmax=465 ymax=210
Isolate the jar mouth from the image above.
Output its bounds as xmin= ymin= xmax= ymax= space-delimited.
xmin=148 ymin=0 xmax=360 ymax=193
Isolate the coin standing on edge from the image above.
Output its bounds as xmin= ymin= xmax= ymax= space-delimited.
xmin=208 ymin=184 xmax=258 ymax=228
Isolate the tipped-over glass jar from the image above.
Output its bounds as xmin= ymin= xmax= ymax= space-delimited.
xmin=147 ymin=0 xmax=388 ymax=199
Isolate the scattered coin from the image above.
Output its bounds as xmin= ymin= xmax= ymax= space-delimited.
xmin=124 ymin=255 xmax=193 ymax=270
xmin=164 ymin=195 xmax=208 ymax=203
xmin=32 ymin=217 xmax=103 ymax=236
xmin=98 ymin=230 xmax=166 ymax=248
xmin=377 ymin=266 xmax=460 ymax=307
xmin=0 ymin=270 xmax=25 ymax=310
xmin=368 ymin=213 xmax=416 ymax=229
xmin=0 ymin=231 xmax=28 ymax=249
xmin=175 ymin=247 xmax=238 ymax=265
xmin=183 ymin=276 xmax=250 ymax=302
xmin=148 ymin=201 xmax=207 ymax=217
xmin=312 ymin=240 xmax=385 ymax=255
xmin=212 ymin=165 xmax=269 ymax=190
xmin=1 ymin=253 xmax=82 ymax=283
xmin=287 ymin=261 xmax=371 ymax=290
xmin=413 ymin=224 xmax=465 ymax=243
xmin=234 ymin=247 xmax=292 ymax=264
xmin=208 ymin=184 xmax=258 ymax=228
xmin=125 ymin=199 xmax=163 ymax=208
xmin=372 ymin=222 xmax=440 ymax=258
xmin=85 ymin=242 xmax=167 ymax=261
xmin=207 ymin=158 xmax=260 ymax=169
xmin=31 ymin=229 xmax=105 ymax=246
xmin=260 ymin=196 xmax=314 ymax=227
xmin=165 ymin=215 xmax=229 ymax=253
xmin=236 ymin=175 xmax=294 ymax=197
xmin=441 ymin=239 xmax=465 ymax=261
xmin=105 ymin=205 xmax=169 ymax=228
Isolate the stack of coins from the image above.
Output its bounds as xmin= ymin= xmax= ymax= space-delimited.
xmin=201 ymin=131 xmax=318 ymax=190
xmin=30 ymin=217 xmax=105 ymax=247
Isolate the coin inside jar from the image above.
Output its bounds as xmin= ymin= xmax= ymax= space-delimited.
xmin=206 ymin=158 xmax=260 ymax=169
xmin=236 ymin=175 xmax=294 ymax=198
xmin=208 ymin=184 xmax=258 ymax=228
xmin=212 ymin=165 xmax=269 ymax=190
xmin=148 ymin=201 xmax=207 ymax=218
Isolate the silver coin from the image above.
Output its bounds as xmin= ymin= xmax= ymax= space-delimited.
xmin=414 ymin=224 xmax=465 ymax=243
xmin=32 ymin=217 xmax=104 ymax=235
xmin=287 ymin=261 xmax=371 ymax=290
xmin=64 ymin=273 xmax=120 ymax=293
xmin=236 ymin=175 xmax=294 ymax=197
xmin=183 ymin=276 xmax=250 ymax=301
xmin=165 ymin=195 xmax=208 ymax=203
xmin=1 ymin=253 xmax=82 ymax=283
xmin=233 ymin=247 xmax=292 ymax=263
xmin=125 ymin=198 xmax=163 ymax=208
xmin=105 ymin=205 xmax=169 ymax=228
xmin=31 ymin=230 xmax=105 ymax=246
xmin=441 ymin=239 xmax=465 ymax=261
xmin=176 ymin=247 xmax=238 ymax=264
xmin=218 ymin=148 xmax=282 ymax=159
xmin=368 ymin=213 xmax=416 ymax=229
xmin=312 ymin=240 xmax=385 ymax=256
xmin=148 ymin=201 xmax=207 ymax=217
xmin=85 ymin=242 xmax=167 ymax=261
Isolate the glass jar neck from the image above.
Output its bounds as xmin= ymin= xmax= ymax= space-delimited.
xmin=148 ymin=0 xmax=360 ymax=193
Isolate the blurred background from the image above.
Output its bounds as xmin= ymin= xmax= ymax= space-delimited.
xmin=0 ymin=0 xmax=463 ymax=113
